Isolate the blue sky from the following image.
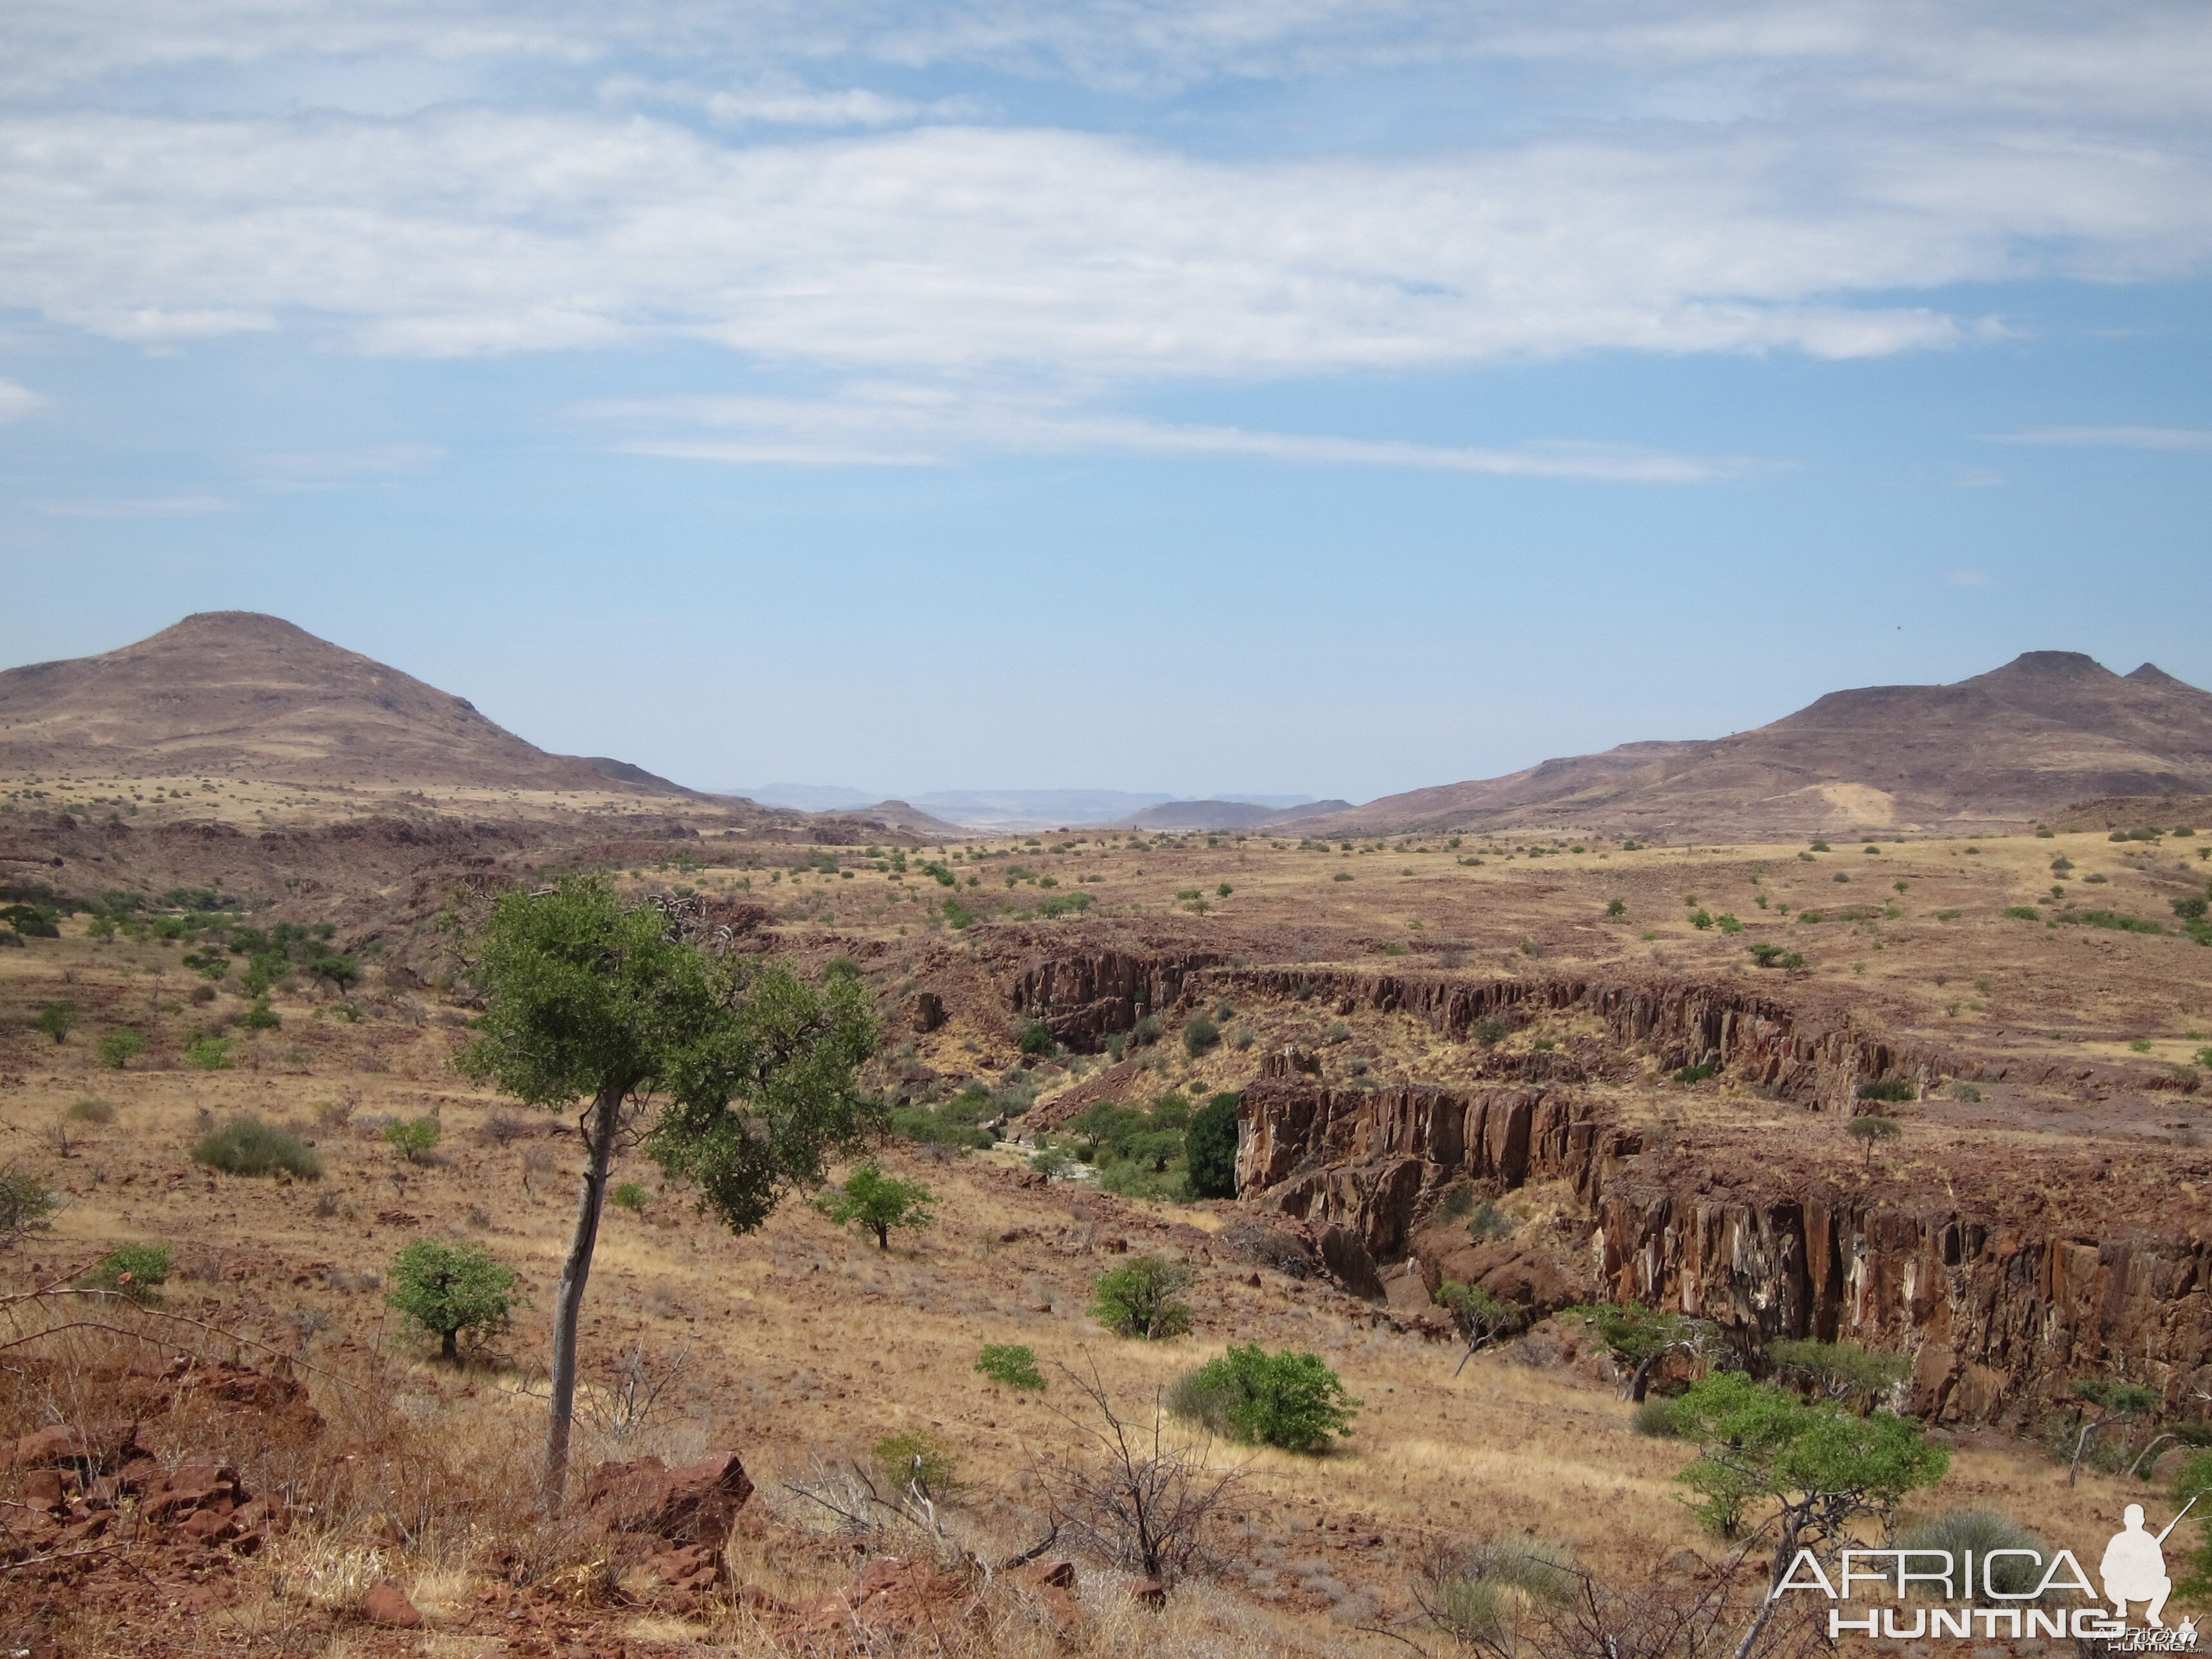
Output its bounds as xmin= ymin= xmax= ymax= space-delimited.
xmin=2 ymin=1 xmax=2208 ymax=802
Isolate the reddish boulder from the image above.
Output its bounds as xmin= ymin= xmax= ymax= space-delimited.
xmin=800 ymin=1556 xmax=983 ymax=1641
xmin=362 ymin=1580 xmax=424 ymax=1628
xmin=142 ymin=1461 xmax=245 ymax=1524
xmin=581 ymin=1452 xmax=752 ymax=1559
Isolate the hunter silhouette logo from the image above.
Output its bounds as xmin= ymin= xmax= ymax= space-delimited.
xmin=2102 ymin=1500 xmax=2193 ymax=1628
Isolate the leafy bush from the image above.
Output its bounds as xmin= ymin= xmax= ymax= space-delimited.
xmin=384 ymin=1116 xmax=440 ymax=1162
xmin=975 ymin=1343 xmax=1046 ymax=1390
xmin=1673 ymin=1058 xmax=1720 ymax=1085
xmin=1182 ymin=1014 xmax=1220 ymax=1057
xmin=191 ymin=1116 xmax=322 ymax=1179
xmin=2002 ymin=906 xmax=2040 ymax=922
xmin=1605 ymin=898 xmax=1625 ymax=917
xmin=183 ymin=1036 xmax=235 ymax=1071
xmin=873 ymin=1431 xmax=958 ymax=1498
xmin=2060 ymin=909 xmax=2164 ymax=935
xmin=65 ymin=1098 xmax=115 ymax=1124
xmin=0 ymin=1166 xmax=59 ymax=1248
xmin=1747 ymin=943 xmax=1784 ymax=967
xmin=387 ymin=1238 xmax=519 ymax=1361
xmin=85 ymin=1243 xmax=172 ymax=1305
xmin=1855 ymin=1078 xmax=1914 ymax=1102
xmin=1714 ymin=913 xmax=1743 ymax=934
xmin=1091 ymin=1254 xmax=1193 ymax=1339
xmin=1893 ymin=1510 xmax=2050 ymax=1598
xmin=240 ymin=996 xmax=281 ymax=1030
xmin=815 ymin=1163 xmax=933 ymax=1248
xmin=1016 ymin=1020 xmax=1056 ymax=1055
xmin=1166 ymin=1345 xmax=1359 ymax=1451
xmin=96 ymin=1028 xmax=144 ymax=1069
xmin=1631 ymin=1397 xmax=1683 ymax=1438
xmin=1184 ymin=1092 xmax=1239 ymax=1199
xmin=610 ymin=1181 xmax=649 ymax=1212
xmin=1688 ymin=909 xmax=1713 ymax=929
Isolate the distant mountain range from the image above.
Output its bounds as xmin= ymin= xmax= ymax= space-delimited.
xmin=1277 ymin=652 xmax=2212 ymax=839
xmin=8 ymin=619 xmax=2202 ymax=842
xmin=724 ymin=785 xmax=1326 ymax=832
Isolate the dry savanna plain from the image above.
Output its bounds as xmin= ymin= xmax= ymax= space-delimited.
xmin=4 ymin=784 xmax=2212 ymax=1657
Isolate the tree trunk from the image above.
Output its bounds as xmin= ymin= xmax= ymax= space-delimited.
xmin=441 ymin=1329 xmax=458 ymax=1363
xmin=874 ymin=1223 xmax=889 ymax=1250
xmin=1626 ymin=1352 xmax=1660 ymax=1402
xmin=544 ymin=1081 xmax=625 ymax=1511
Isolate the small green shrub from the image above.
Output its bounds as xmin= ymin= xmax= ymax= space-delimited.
xmin=85 ymin=1243 xmax=172 ymax=1305
xmin=183 ymin=1036 xmax=235 ymax=1071
xmin=37 ymin=1002 xmax=77 ymax=1044
xmin=191 ymin=1116 xmax=322 ymax=1179
xmin=1934 ymin=907 xmax=1961 ymax=920
xmin=1631 ymin=1397 xmax=1683 ymax=1438
xmin=1688 ymin=909 xmax=1712 ymax=930
xmin=384 ymin=1117 xmax=440 ymax=1162
xmin=975 ymin=1343 xmax=1046 ymax=1391
xmin=1893 ymin=1511 xmax=2050 ymax=1598
xmin=1016 ymin=1020 xmax=1056 ymax=1056
xmin=1747 ymin=943 xmax=1783 ymax=967
xmin=1605 ymin=898 xmax=1625 ymax=917
xmin=1855 ymin=1078 xmax=1914 ymax=1102
xmin=1091 ymin=1254 xmax=1193 ymax=1339
xmin=1673 ymin=1058 xmax=1720 ymax=1085
xmin=610 ymin=1181 xmax=649 ymax=1212
xmin=1166 ymin=1345 xmax=1359 ymax=1451
xmin=0 ymin=1166 xmax=59 ymax=1247
xmin=1714 ymin=913 xmax=1743 ymax=935
xmin=96 ymin=1028 xmax=144 ymax=1069
xmin=1471 ymin=1017 xmax=1509 ymax=1046
xmin=873 ymin=1431 xmax=958 ymax=1498
xmin=2003 ymin=906 xmax=2040 ymax=922
xmin=387 ymin=1238 xmax=519 ymax=1361
xmin=239 ymin=997 xmax=280 ymax=1030
xmin=1182 ymin=1014 xmax=1220 ymax=1057
xmin=64 ymin=1098 xmax=115 ymax=1124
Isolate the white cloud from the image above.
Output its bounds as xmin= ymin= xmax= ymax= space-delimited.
xmin=592 ymin=385 xmax=1749 ymax=479
xmin=1988 ymin=425 xmax=2212 ymax=453
xmin=0 ymin=377 xmax=43 ymax=420
xmin=35 ymin=494 xmax=234 ymax=517
xmin=2 ymin=112 xmax=2203 ymax=383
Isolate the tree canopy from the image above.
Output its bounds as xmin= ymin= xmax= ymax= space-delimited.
xmin=451 ymin=874 xmax=879 ymax=1504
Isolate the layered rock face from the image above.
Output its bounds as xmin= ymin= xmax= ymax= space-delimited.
xmin=1009 ymin=948 xmax=2209 ymax=1425
xmin=1236 ymin=1072 xmax=2212 ymax=1428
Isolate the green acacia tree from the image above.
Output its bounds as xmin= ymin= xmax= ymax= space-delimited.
xmin=815 ymin=1162 xmax=933 ymax=1248
xmin=452 ymin=875 xmax=878 ymax=1507
xmin=387 ymin=1238 xmax=519 ymax=1361
xmin=1184 ymin=1092 xmax=1240 ymax=1199
xmin=1671 ymin=1370 xmax=1947 ymax=1658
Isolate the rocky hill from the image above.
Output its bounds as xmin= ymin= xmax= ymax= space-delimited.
xmin=0 ymin=611 xmax=699 ymax=795
xmin=1284 ymin=651 xmax=2212 ymax=839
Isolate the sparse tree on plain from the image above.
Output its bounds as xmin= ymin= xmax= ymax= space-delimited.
xmin=452 ymin=875 xmax=877 ymax=1508
xmin=814 ymin=1162 xmax=933 ymax=1249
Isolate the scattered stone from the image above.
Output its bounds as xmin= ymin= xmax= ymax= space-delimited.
xmin=362 ymin=1580 xmax=425 ymax=1627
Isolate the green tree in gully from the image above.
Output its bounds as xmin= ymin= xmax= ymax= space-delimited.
xmin=1183 ymin=1092 xmax=1241 ymax=1199
xmin=452 ymin=875 xmax=878 ymax=1508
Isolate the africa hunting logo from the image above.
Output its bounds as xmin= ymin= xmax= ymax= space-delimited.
xmin=1773 ymin=1498 xmax=2200 ymax=1644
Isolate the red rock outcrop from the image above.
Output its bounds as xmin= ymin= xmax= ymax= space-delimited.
xmin=1236 ymin=1073 xmax=2212 ymax=1428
